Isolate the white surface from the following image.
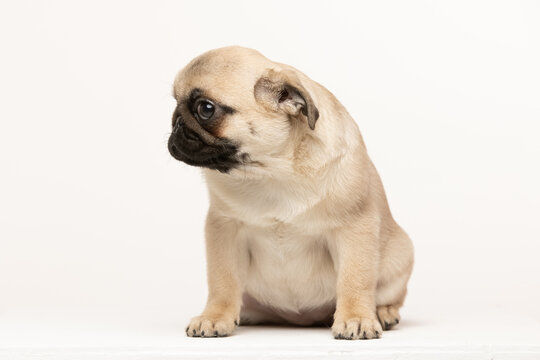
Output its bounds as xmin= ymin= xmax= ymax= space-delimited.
xmin=1 ymin=304 xmax=540 ymax=359
xmin=1 ymin=0 xmax=540 ymax=359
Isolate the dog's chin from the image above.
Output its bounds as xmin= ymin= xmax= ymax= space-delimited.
xmin=168 ymin=135 xmax=239 ymax=174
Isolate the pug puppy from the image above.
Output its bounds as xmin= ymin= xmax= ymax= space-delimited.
xmin=168 ymin=46 xmax=414 ymax=340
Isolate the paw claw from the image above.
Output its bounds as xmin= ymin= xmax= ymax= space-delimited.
xmin=332 ymin=317 xmax=382 ymax=340
xmin=377 ymin=305 xmax=401 ymax=331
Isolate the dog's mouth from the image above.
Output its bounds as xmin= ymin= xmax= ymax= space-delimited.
xmin=168 ymin=122 xmax=240 ymax=173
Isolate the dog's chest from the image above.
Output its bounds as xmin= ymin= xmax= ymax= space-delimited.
xmin=239 ymin=221 xmax=337 ymax=313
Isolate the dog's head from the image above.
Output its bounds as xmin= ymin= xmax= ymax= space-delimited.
xmin=168 ymin=46 xmax=319 ymax=174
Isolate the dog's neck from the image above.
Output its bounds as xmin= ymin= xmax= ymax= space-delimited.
xmin=203 ymin=134 xmax=364 ymax=225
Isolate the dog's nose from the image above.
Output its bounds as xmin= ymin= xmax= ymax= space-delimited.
xmin=172 ymin=119 xmax=203 ymax=145
xmin=172 ymin=116 xmax=182 ymax=133
xmin=168 ymin=124 xmax=205 ymax=156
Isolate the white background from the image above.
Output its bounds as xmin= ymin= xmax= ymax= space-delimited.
xmin=1 ymin=0 xmax=539 ymax=356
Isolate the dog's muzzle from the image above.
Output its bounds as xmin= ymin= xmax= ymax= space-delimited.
xmin=168 ymin=116 xmax=239 ymax=173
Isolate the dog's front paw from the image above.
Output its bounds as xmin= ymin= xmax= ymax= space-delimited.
xmin=186 ymin=314 xmax=239 ymax=338
xmin=332 ymin=317 xmax=383 ymax=340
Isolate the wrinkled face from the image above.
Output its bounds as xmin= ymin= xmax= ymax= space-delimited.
xmin=168 ymin=86 xmax=241 ymax=173
xmin=168 ymin=47 xmax=319 ymax=175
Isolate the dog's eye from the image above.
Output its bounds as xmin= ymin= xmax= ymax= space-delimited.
xmin=195 ymin=100 xmax=215 ymax=121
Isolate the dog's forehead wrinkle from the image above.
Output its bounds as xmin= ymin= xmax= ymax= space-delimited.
xmin=176 ymin=49 xmax=272 ymax=100
xmin=188 ymin=88 xmax=204 ymax=100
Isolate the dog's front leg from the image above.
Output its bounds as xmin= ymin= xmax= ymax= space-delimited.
xmin=330 ymin=219 xmax=383 ymax=340
xmin=186 ymin=210 xmax=247 ymax=337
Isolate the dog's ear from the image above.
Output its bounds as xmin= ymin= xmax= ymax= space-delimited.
xmin=254 ymin=69 xmax=319 ymax=130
